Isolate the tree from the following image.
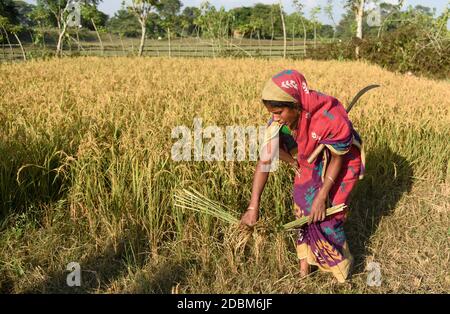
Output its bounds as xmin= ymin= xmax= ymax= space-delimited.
xmin=157 ymin=0 xmax=181 ymax=57
xmin=80 ymin=2 xmax=108 ymax=30
xmin=180 ymin=6 xmax=201 ymax=36
xmin=323 ymin=0 xmax=337 ymax=39
xmin=293 ymin=0 xmax=307 ymax=56
xmin=81 ymin=3 xmax=108 ymax=54
xmin=107 ymin=8 xmax=141 ymax=37
xmin=251 ymin=3 xmax=279 ymax=39
xmin=12 ymin=1 xmax=34 ymax=27
xmin=36 ymin=0 xmax=102 ymax=57
xmin=230 ymin=6 xmax=252 ymax=37
xmin=28 ymin=4 xmax=51 ymax=47
xmin=0 ymin=0 xmax=19 ymax=25
xmin=376 ymin=1 xmax=404 ymax=38
xmin=195 ymin=1 xmax=231 ymax=42
xmin=310 ymin=5 xmax=321 ymax=48
xmin=336 ymin=6 xmax=355 ymax=39
xmin=128 ymin=0 xmax=160 ymax=57
xmin=0 ymin=16 xmax=13 ymax=56
xmin=345 ymin=0 xmax=375 ymax=58
xmin=0 ymin=0 xmax=32 ymax=53
xmin=279 ymin=0 xmax=286 ymax=58
xmin=319 ymin=24 xmax=334 ymax=38
xmin=9 ymin=24 xmax=26 ymax=60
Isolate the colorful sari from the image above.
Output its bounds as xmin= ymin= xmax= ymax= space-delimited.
xmin=263 ymin=70 xmax=365 ymax=283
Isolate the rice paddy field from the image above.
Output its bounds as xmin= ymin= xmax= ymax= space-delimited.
xmin=0 ymin=57 xmax=449 ymax=293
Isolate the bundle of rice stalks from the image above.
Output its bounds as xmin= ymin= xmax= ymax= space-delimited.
xmin=174 ymin=188 xmax=347 ymax=231
xmin=282 ymin=204 xmax=347 ymax=230
xmin=174 ymin=188 xmax=259 ymax=254
xmin=174 ymin=188 xmax=240 ymax=225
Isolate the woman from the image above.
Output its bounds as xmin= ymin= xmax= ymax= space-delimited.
xmin=240 ymin=69 xmax=365 ymax=283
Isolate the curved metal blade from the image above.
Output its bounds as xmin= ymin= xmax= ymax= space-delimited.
xmin=346 ymin=84 xmax=380 ymax=113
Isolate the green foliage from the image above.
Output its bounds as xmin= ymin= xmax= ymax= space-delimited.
xmin=28 ymin=2 xmax=53 ymax=28
xmin=309 ymin=17 xmax=449 ymax=80
xmin=0 ymin=0 xmax=19 ymax=24
xmin=157 ymin=0 xmax=181 ymax=36
xmin=107 ymin=9 xmax=141 ymax=37
xmin=80 ymin=3 xmax=109 ymax=30
xmin=230 ymin=4 xmax=283 ymax=39
xmin=180 ymin=6 xmax=201 ymax=36
xmin=362 ymin=22 xmax=449 ymax=79
xmin=194 ymin=1 xmax=232 ymax=40
xmin=11 ymin=0 xmax=34 ymax=26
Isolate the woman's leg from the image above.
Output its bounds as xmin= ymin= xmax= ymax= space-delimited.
xmin=300 ymin=258 xmax=309 ymax=277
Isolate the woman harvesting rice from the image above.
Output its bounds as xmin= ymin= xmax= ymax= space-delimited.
xmin=240 ymin=69 xmax=365 ymax=283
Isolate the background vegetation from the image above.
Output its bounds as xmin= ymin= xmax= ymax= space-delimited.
xmin=0 ymin=0 xmax=449 ymax=79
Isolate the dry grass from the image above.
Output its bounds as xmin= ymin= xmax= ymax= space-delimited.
xmin=0 ymin=56 xmax=448 ymax=293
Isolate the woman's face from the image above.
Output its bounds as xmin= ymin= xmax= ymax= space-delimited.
xmin=265 ymin=104 xmax=300 ymax=130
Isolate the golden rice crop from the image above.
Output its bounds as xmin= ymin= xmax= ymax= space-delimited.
xmin=0 ymin=57 xmax=448 ymax=293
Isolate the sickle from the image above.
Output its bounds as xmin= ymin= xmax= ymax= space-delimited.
xmin=307 ymin=84 xmax=380 ymax=164
xmin=345 ymin=84 xmax=380 ymax=113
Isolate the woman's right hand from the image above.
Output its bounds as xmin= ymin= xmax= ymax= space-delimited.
xmin=240 ymin=206 xmax=259 ymax=228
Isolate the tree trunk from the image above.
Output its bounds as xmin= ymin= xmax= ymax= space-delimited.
xmin=42 ymin=27 xmax=46 ymax=49
xmin=168 ymin=27 xmax=171 ymax=58
xmin=56 ymin=22 xmax=67 ymax=57
xmin=301 ymin=18 xmax=307 ymax=57
xmin=28 ymin=30 xmax=34 ymax=46
xmin=1 ymin=26 xmax=13 ymax=59
xmin=270 ymin=12 xmax=274 ymax=57
xmin=91 ymin=18 xmax=104 ymax=56
xmin=139 ymin=21 xmax=146 ymax=57
xmin=194 ymin=26 xmax=199 ymax=56
xmin=108 ymin=32 xmax=113 ymax=45
xmin=377 ymin=10 xmax=396 ymax=39
xmin=292 ymin=22 xmax=295 ymax=55
xmin=270 ymin=27 xmax=274 ymax=58
xmin=119 ymin=34 xmax=125 ymax=55
xmin=76 ymin=29 xmax=81 ymax=51
xmin=13 ymin=33 xmax=26 ymax=61
xmin=257 ymin=30 xmax=261 ymax=52
xmin=314 ymin=24 xmax=317 ymax=49
xmin=279 ymin=1 xmax=287 ymax=59
xmin=355 ymin=0 xmax=365 ymax=58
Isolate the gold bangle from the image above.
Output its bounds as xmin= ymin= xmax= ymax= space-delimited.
xmin=326 ymin=176 xmax=335 ymax=184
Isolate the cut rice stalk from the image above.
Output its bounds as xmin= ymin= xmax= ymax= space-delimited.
xmin=282 ymin=204 xmax=347 ymax=230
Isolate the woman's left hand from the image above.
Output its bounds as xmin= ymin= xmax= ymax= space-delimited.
xmin=309 ymin=194 xmax=327 ymax=224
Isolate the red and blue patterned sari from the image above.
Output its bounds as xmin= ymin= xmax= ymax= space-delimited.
xmin=268 ymin=70 xmax=365 ymax=282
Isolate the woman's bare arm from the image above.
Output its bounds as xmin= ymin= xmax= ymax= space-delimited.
xmin=241 ymin=147 xmax=298 ymax=227
xmin=310 ymin=151 xmax=344 ymax=223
